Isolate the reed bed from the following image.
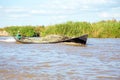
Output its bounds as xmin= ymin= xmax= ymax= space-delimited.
xmin=42 ymin=20 xmax=120 ymax=38
xmin=3 ymin=20 xmax=120 ymax=38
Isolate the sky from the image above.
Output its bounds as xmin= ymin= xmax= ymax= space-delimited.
xmin=0 ymin=0 xmax=120 ymax=27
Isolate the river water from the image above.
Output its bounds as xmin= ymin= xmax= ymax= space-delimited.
xmin=0 ymin=37 xmax=120 ymax=80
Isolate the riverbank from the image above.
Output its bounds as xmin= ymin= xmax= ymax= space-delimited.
xmin=0 ymin=30 xmax=9 ymax=36
xmin=1 ymin=19 xmax=120 ymax=38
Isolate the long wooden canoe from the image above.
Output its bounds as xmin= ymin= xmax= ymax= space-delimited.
xmin=14 ymin=34 xmax=88 ymax=45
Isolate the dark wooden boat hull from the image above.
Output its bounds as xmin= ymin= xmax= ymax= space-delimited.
xmin=14 ymin=34 xmax=88 ymax=45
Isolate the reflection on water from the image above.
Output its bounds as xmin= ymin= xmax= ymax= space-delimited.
xmin=0 ymin=38 xmax=120 ymax=80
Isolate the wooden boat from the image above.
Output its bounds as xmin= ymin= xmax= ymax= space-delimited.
xmin=14 ymin=34 xmax=88 ymax=45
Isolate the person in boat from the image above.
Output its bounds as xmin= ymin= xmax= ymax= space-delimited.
xmin=16 ymin=31 xmax=22 ymax=40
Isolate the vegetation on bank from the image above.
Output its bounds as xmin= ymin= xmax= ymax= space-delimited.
xmin=4 ymin=26 xmax=44 ymax=37
xmin=3 ymin=19 xmax=120 ymax=38
xmin=0 ymin=28 xmax=4 ymax=31
xmin=42 ymin=20 xmax=120 ymax=38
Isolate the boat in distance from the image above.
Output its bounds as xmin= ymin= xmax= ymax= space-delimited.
xmin=14 ymin=34 xmax=88 ymax=45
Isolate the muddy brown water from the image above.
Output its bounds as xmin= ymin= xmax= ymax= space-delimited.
xmin=0 ymin=37 xmax=120 ymax=80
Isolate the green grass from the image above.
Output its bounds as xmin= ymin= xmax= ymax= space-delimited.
xmin=3 ymin=19 xmax=120 ymax=38
xmin=4 ymin=25 xmax=44 ymax=37
xmin=41 ymin=20 xmax=120 ymax=38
